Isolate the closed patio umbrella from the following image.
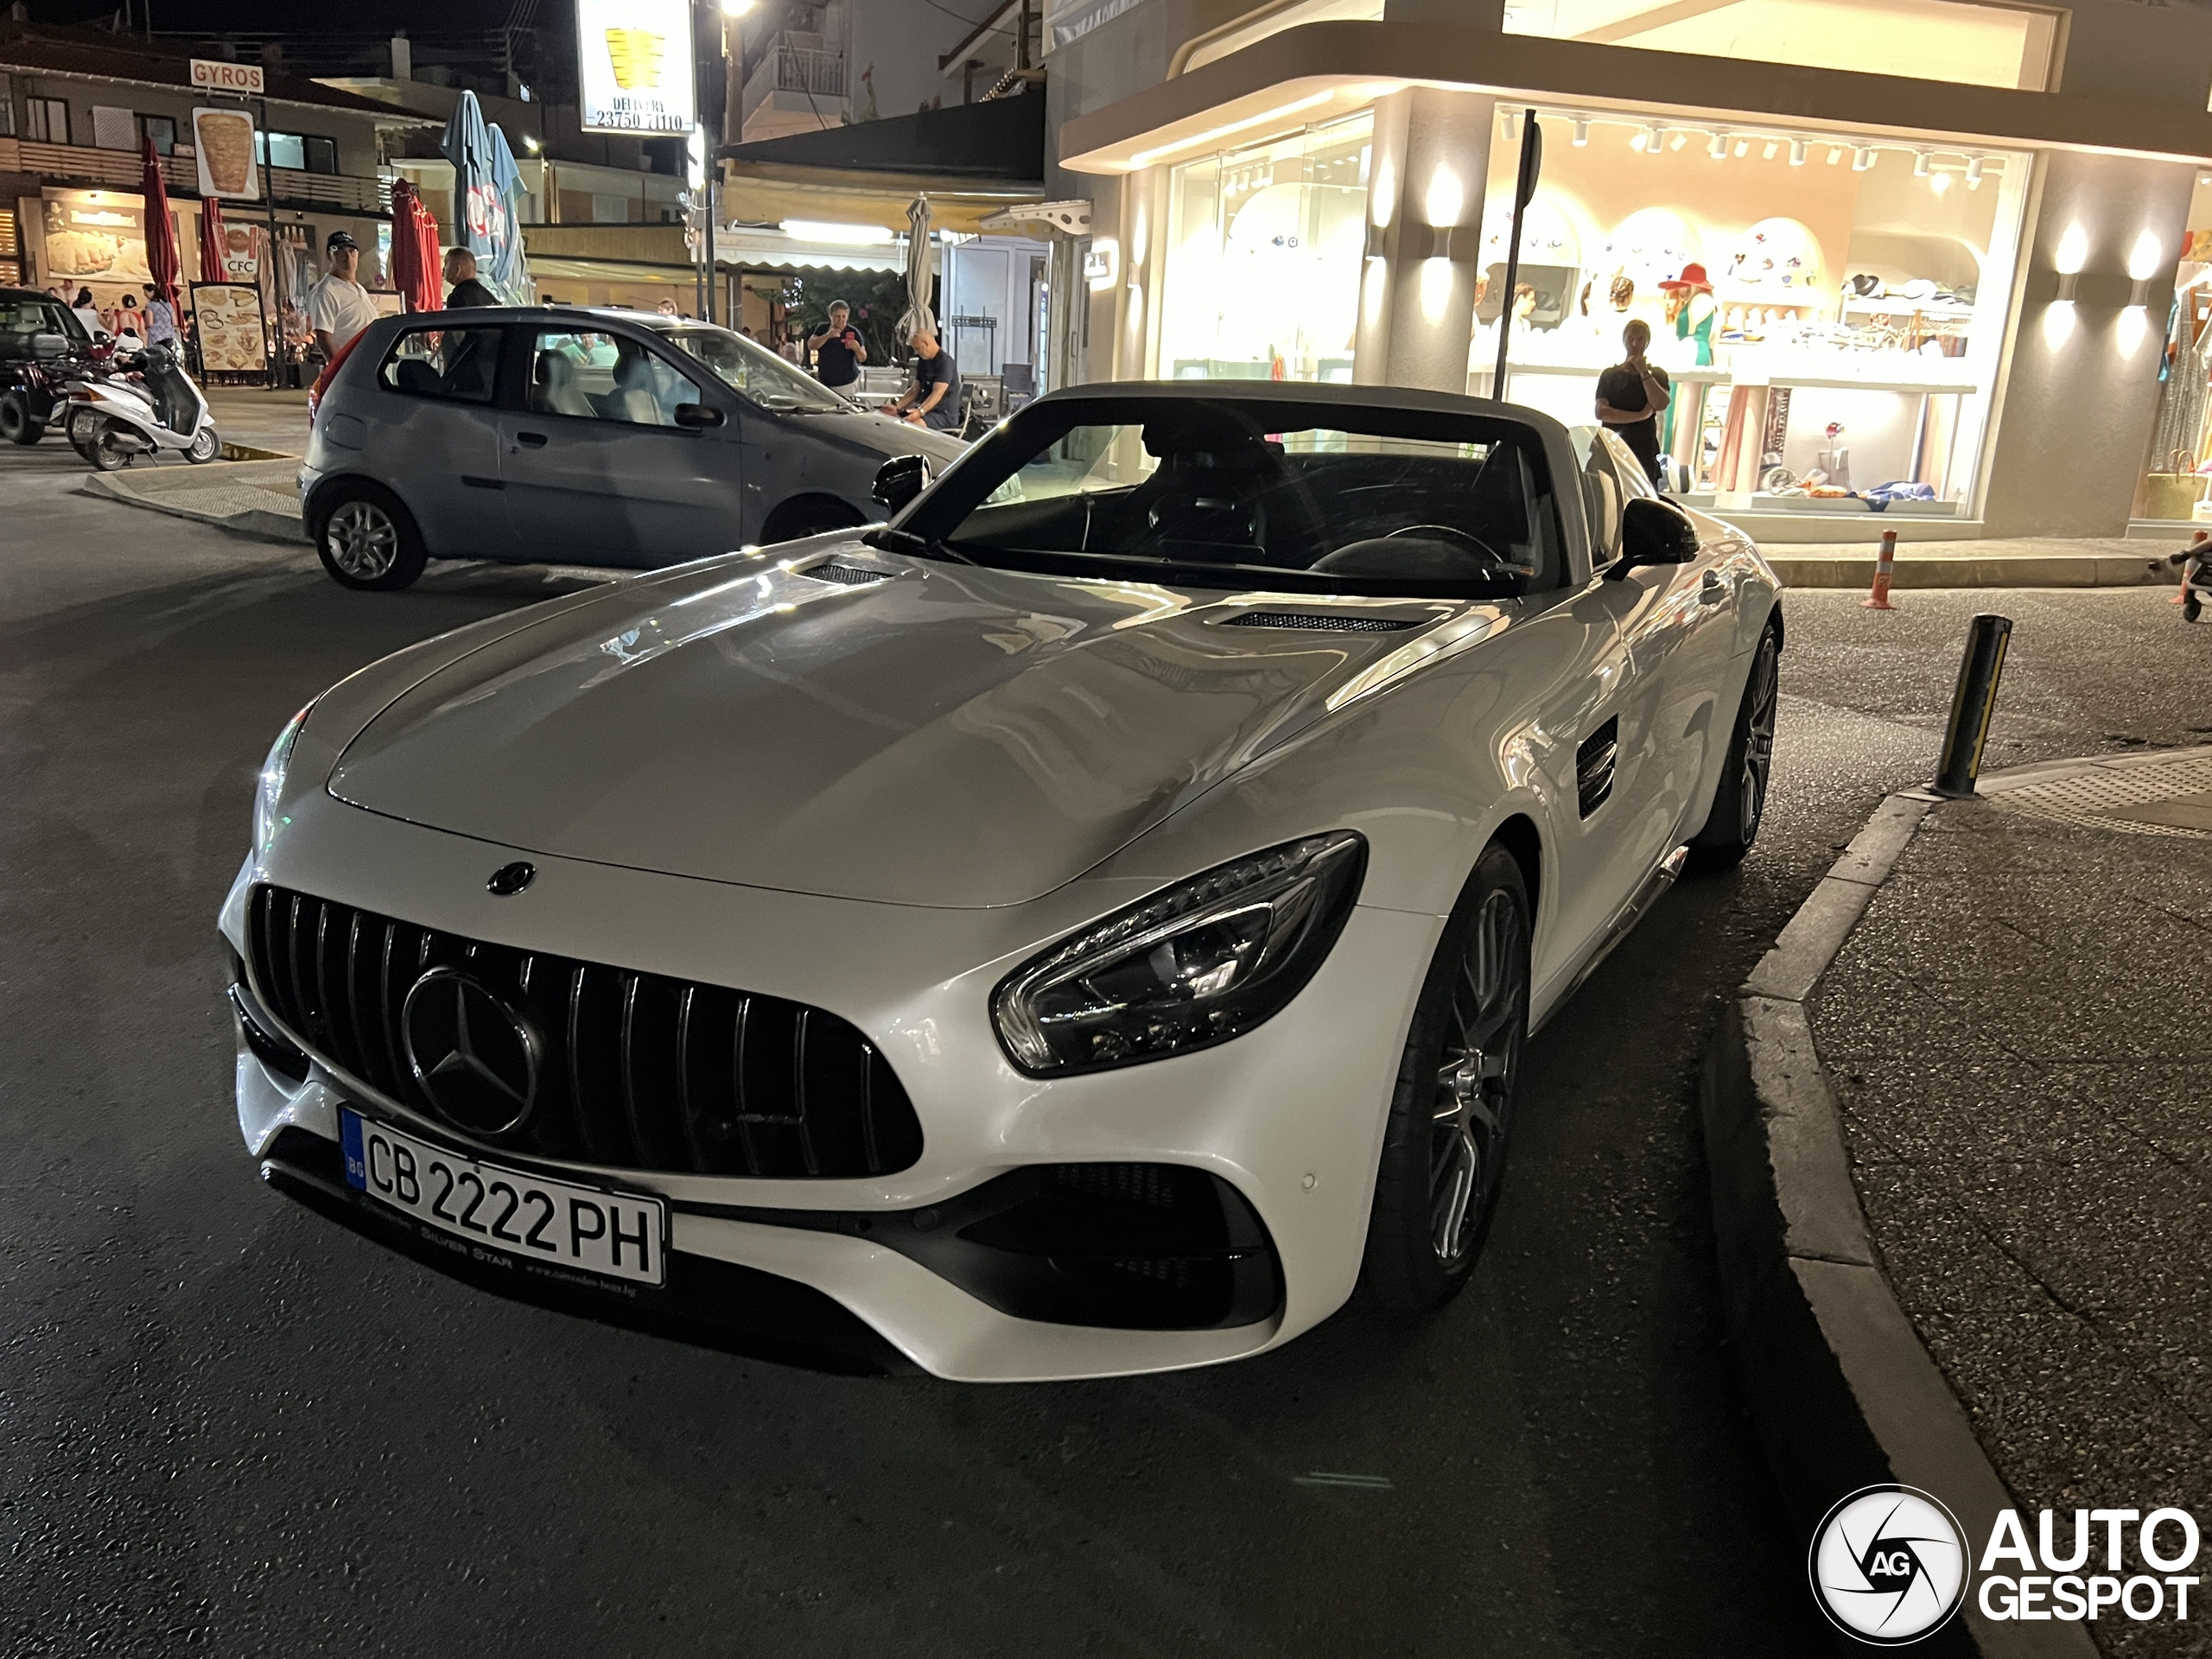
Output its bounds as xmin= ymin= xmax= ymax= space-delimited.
xmin=140 ymin=137 xmax=180 ymax=312
xmin=199 ymin=195 xmax=226 ymax=284
xmin=899 ymin=194 xmax=936 ymax=343
xmin=389 ymin=180 xmax=442 ymax=314
xmin=441 ymin=90 xmax=531 ymax=304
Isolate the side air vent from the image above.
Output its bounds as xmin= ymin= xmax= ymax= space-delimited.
xmin=803 ymin=560 xmax=893 ymax=586
xmin=1217 ymin=610 xmax=1420 ymax=632
xmin=1576 ymin=716 xmax=1619 ymax=819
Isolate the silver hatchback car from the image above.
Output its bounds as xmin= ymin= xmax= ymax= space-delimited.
xmin=299 ymin=307 xmax=967 ymax=590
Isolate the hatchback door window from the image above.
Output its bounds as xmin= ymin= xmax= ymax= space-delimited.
xmin=524 ymin=329 xmax=704 ymax=427
xmin=378 ymin=325 xmax=501 ymax=404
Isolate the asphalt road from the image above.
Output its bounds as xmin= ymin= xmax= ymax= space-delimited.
xmin=6 ymin=443 xmax=2207 ymax=1656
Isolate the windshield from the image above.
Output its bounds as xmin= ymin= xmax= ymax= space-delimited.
xmin=664 ymin=326 xmax=849 ymax=414
xmin=896 ymin=397 xmax=1564 ymax=598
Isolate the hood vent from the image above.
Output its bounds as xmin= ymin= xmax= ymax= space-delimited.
xmin=803 ymin=559 xmax=894 ymax=586
xmin=1217 ymin=609 xmax=1420 ymax=633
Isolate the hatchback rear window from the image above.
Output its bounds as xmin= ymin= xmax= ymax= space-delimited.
xmin=377 ymin=325 xmax=501 ymax=404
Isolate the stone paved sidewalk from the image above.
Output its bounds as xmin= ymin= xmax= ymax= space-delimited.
xmin=1809 ymin=756 xmax=2212 ymax=1659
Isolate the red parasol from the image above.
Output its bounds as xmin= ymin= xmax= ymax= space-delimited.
xmin=389 ymin=180 xmax=443 ymax=314
xmin=200 ymin=195 xmax=227 ymax=284
xmin=140 ymin=137 xmax=180 ymax=311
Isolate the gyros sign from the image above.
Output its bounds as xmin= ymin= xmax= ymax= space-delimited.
xmin=190 ymin=59 xmax=265 ymax=94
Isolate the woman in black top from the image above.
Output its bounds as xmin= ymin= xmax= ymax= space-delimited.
xmin=1594 ymin=319 xmax=1672 ymax=486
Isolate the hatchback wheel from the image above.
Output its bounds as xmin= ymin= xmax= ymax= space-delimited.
xmin=1357 ymin=842 xmax=1530 ymax=1313
xmin=315 ymin=484 xmax=427 ymax=591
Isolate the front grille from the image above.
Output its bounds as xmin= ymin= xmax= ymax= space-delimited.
xmin=1217 ymin=609 xmax=1419 ymax=632
xmin=244 ymin=884 xmax=923 ymax=1179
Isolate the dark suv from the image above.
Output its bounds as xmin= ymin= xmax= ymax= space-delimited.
xmin=0 ymin=287 xmax=97 ymax=445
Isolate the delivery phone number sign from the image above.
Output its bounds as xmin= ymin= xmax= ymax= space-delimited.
xmin=190 ymin=59 xmax=264 ymax=94
xmin=575 ymin=0 xmax=696 ymax=134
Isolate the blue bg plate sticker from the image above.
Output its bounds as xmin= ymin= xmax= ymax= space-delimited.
xmin=337 ymin=1108 xmax=667 ymax=1286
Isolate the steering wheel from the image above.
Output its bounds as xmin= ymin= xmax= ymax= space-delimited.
xmin=1386 ymin=524 xmax=1503 ymax=564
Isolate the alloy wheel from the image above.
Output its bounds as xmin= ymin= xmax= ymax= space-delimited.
xmin=1738 ymin=639 xmax=1779 ymax=842
xmin=1429 ymin=887 xmax=1527 ymax=1265
xmin=326 ymin=499 xmax=398 ymax=580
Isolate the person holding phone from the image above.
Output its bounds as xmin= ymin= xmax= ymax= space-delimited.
xmin=1594 ymin=318 xmax=1672 ymax=486
xmin=806 ymin=300 xmax=867 ymax=391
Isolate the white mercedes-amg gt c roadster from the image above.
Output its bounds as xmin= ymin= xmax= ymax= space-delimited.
xmin=222 ymin=382 xmax=1782 ymax=1381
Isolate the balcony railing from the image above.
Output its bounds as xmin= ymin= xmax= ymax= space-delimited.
xmin=741 ymin=44 xmax=849 ymax=125
xmin=0 ymin=137 xmax=390 ymax=214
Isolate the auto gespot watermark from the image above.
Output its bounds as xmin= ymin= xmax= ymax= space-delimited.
xmin=1808 ymin=1485 xmax=2202 ymax=1643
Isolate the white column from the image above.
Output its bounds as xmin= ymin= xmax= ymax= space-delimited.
xmin=1354 ymin=87 xmax=1497 ymax=393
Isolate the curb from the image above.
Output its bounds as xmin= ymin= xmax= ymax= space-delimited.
xmin=1700 ymin=770 xmax=2114 ymax=1658
xmin=78 ymin=471 xmax=307 ymax=546
xmin=1763 ymin=553 xmax=2168 ymax=590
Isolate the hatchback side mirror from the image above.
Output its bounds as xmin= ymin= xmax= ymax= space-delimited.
xmin=1613 ymin=496 xmax=1701 ymax=573
xmin=29 ymin=333 xmax=68 ymax=361
xmin=673 ymin=402 xmax=724 ymax=429
xmin=872 ymin=454 xmax=931 ymax=513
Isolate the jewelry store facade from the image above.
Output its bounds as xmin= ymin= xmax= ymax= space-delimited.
xmin=1046 ymin=0 xmax=2212 ymax=540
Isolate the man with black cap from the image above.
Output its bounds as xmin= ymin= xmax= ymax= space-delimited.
xmin=305 ymin=229 xmax=378 ymax=359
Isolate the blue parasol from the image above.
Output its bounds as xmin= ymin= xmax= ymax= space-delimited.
xmin=440 ymin=89 xmax=534 ymax=304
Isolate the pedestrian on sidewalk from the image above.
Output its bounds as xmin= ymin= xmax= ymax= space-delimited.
xmin=890 ymin=328 xmax=960 ymax=431
xmin=304 ymin=231 xmax=378 ymax=361
xmin=1595 ymin=319 xmax=1672 ymax=486
xmin=69 ymin=288 xmax=106 ymax=346
xmin=807 ymin=301 xmax=867 ymax=391
xmin=140 ymin=283 xmax=178 ymax=351
xmin=442 ymin=248 xmax=499 ymax=308
xmin=113 ymin=294 xmax=144 ymax=354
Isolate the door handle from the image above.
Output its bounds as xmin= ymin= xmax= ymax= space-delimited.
xmin=515 ymin=431 xmax=549 ymax=448
xmin=1700 ymin=569 xmax=1728 ymax=602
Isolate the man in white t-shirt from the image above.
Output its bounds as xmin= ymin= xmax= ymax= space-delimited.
xmin=304 ymin=230 xmax=378 ymax=359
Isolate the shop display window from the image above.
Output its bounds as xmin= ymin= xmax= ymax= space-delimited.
xmin=1159 ymin=114 xmax=1371 ymax=385
xmin=2139 ymin=182 xmax=2212 ymax=524
xmin=1476 ymin=111 xmax=2030 ymax=518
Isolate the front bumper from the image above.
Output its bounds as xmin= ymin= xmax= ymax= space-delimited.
xmin=223 ymin=795 xmax=1439 ymax=1382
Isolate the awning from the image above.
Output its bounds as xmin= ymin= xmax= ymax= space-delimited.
xmin=720 ymin=164 xmax=1046 ymax=236
xmin=979 ymin=199 xmax=1092 ymax=235
xmin=710 ymin=227 xmax=905 ymax=274
xmin=528 ymin=256 xmax=693 ymax=289
xmin=1058 ymin=19 xmax=2212 ymax=172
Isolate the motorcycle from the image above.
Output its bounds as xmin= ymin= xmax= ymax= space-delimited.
xmin=66 ymin=344 xmax=220 ymax=470
xmin=0 ymin=329 xmax=99 ymax=445
xmin=2170 ymin=531 xmax=2212 ymax=623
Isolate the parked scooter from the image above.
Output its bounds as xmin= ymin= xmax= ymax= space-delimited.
xmin=0 ymin=329 xmax=100 ymax=445
xmin=66 ymin=344 xmax=220 ymax=469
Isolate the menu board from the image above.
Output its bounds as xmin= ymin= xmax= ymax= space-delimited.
xmin=191 ymin=282 xmax=268 ymax=373
xmin=41 ymin=188 xmax=151 ymax=284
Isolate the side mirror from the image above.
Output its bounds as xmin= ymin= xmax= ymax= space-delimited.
xmin=29 ymin=333 xmax=68 ymax=361
xmin=872 ymin=454 xmax=931 ymax=513
xmin=673 ymin=402 xmax=724 ymax=429
xmin=1614 ymin=496 xmax=1701 ymax=573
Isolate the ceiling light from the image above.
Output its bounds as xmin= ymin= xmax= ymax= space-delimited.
xmin=1789 ymin=138 xmax=1808 ymax=167
xmin=1762 ymin=140 xmax=1778 ymax=160
xmin=1913 ymin=149 xmax=1932 ymax=177
xmin=1733 ymin=138 xmax=1750 ymax=158
xmin=1127 ymin=90 xmax=1336 ymax=168
xmin=1709 ymin=130 xmax=1730 ymax=160
xmin=1965 ymin=156 xmax=1985 ymax=189
xmin=1853 ymin=146 xmax=1876 ymax=171
xmin=1631 ymin=127 xmax=1652 ymax=152
xmin=1649 ymin=125 xmax=1668 ymax=156
xmin=1572 ymin=116 xmax=1590 ymax=146
xmin=1827 ymin=145 xmax=1845 ymax=166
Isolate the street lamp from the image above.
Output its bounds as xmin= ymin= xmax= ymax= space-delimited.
xmin=720 ymin=0 xmax=753 ymax=13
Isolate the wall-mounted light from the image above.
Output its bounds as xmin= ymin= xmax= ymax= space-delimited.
xmin=1572 ymin=116 xmax=1590 ymax=147
xmin=1853 ymin=146 xmax=1876 ymax=171
xmin=1789 ymin=138 xmax=1808 ymax=167
xmin=2054 ymin=222 xmax=2090 ymax=276
xmin=2117 ymin=304 xmax=2152 ymax=355
xmin=1084 ymin=238 xmax=1120 ymax=288
xmin=1913 ymin=149 xmax=1932 ymax=177
xmin=1425 ymin=168 xmax=1463 ymax=230
xmin=1964 ymin=156 xmax=1985 ymax=190
xmin=2042 ymin=301 xmax=2077 ymax=348
xmin=1709 ymin=130 xmax=1730 ymax=160
xmin=2127 ymin=230 xmax=2164 ymax=283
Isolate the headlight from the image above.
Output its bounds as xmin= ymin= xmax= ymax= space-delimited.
xmin=992 ymin=832 xmax=1367 ymax=1077
xmin=253 ymin=702 xmax=315 ymax=855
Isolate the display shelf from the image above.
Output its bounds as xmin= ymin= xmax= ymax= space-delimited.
xmin=1764 ymin=374 xmax=1979 ymax=396
xmin=1842 ymin=296 xmax=1975 ymax=320
xmin=1491 ymin=362 xmax=1734 ymax=385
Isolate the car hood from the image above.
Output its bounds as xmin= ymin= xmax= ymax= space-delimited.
xmin=326 ymin=549 xmax=1495 ymax=907
xmin=809 ymin=406 xmax=968 ymax=467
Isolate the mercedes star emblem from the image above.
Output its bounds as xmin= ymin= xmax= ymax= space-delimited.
xmin=487 ymin=861 xmax=536 ymax=896
xmin=400 ymin=968 xmax=540 ymax=1136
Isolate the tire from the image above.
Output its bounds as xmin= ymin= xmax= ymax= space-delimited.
xmin=761 ymin=496 xmax=866 ymax=544
xmin=0 ymin=391 xmax=41 ymax=445
xmin=1357 ymin=842 xmax=1532 ymax=1314
xmin=314 ymin=482 xmax=428 ymax=591
xmin=88 ymin=419 xmax=133 ymax=471
xmin=1686 ymin=621 xmax=1781 ymax=874
xmin=2185 ymin=593 xmax=2202 ymax=624
xmin=185 ymin=424 xmax=220 ymax=463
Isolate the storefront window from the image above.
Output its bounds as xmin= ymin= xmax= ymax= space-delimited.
xmin=1501 ymin=0 xmax=2057 ymax=92
xmin=1478 ymin=111 xmax=2030 ymax=520
xmin=1159 ymin=114 xmax=1371 ymax=383
xmin=2139 ymin=180 xmax=2212 ymax=523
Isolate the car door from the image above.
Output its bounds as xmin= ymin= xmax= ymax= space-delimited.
xmin=364 ymin=320 xmax=512 ymax=559
xmin=500 ymin=325 xmax=747 ymax=567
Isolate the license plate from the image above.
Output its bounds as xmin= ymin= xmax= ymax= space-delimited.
xmin=340 ymin=1110 xmax=667 ymax=1287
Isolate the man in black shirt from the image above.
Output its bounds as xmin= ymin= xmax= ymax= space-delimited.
xmin=442 ymin=249 xmax=500 ymax=308
xmin=806 ymin=300 xmax=866 ymax=390
xmin=892 ymin=328 xmax=962 ymax=431
xmin=1594 ymin=319 xmax=1672 ymax=486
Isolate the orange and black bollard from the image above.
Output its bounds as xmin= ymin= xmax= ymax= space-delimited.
xmin=1862 ymin=529 xmax=1898 ymax=610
